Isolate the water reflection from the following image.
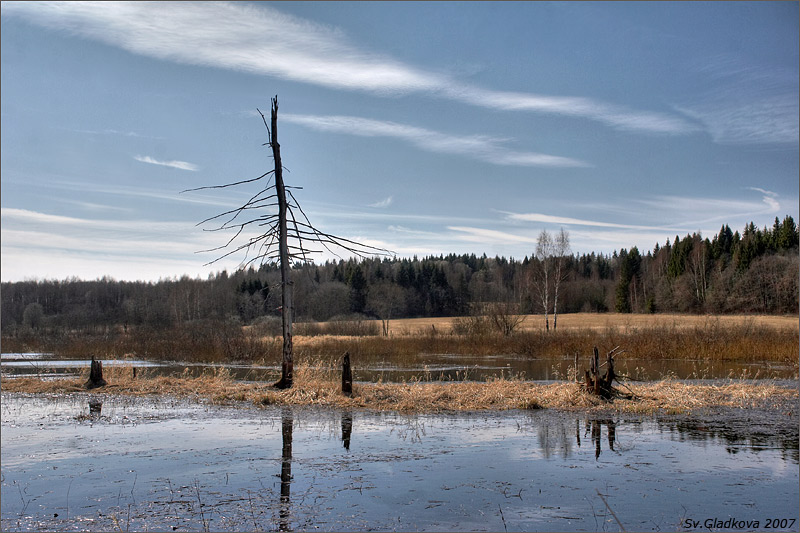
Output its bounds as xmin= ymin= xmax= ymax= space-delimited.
xmin=341 ymin=411 xmax=353 ymax=451
xmin=3 ymin=352 xmax=796 ymax=382
xmin=279 ymin=408 xmax=293 ymax=532
xmin=88 ymin=398 xmax=103 ymax=419
xmin=657 ymin=418 xmax=799 ymax=463
xmin=588 ymin=419 xmax=616 ymax=460
xmin=532 ymin=414 xmax=797 ymax=464
xmin=535 ymin=417 xmax=618 ymax=460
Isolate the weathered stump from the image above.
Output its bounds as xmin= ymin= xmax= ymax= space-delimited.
xmin=582 ymin=346 xmax=619 ymax=400
xmin=342 ymin=351 xmax=353 ymax=396
xmin=85 ymin=356 xmax=107 ymax=389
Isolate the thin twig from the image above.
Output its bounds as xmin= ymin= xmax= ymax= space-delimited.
xmin=596 ymin=489 xmax=625 ymax=532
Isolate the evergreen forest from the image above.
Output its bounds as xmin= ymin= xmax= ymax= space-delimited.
xmin=3 ymin=216 xmax=798 ymax=336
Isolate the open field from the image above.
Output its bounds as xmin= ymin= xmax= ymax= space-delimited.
xmin=363 ymin=312 xmax=799 ymax=336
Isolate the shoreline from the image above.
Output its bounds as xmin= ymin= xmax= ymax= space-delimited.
xmin=3 ymin=369 xmax=797 ymax=415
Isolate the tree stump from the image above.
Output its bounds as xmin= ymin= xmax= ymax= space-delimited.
xmin=85 ymin=356 xmax=107 ymax=389
xmin=341 ymin=351 xmax=353 ymax=396
xmin=582 ymin=346 xmax=619 ymax=400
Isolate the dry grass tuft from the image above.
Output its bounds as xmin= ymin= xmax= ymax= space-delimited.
xmin=2 ymin=361 xmax=795 ymax=415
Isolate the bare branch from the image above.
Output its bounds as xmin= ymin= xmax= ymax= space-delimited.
xmin=181 ymin=170 xmax=274 ymax=194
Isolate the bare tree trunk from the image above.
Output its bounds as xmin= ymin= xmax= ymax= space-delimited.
xmin=552 ymin=229 xmax=570 ymax=331
xmin=341 ymin=351 xmax=353 ymax=396
xmin=272 ymin=97 xmax=293 ymax=389
xmin=552 ymin=277 xmax=559 ymax=331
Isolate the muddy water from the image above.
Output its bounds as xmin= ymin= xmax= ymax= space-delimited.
xmin=1 ymin=394 xmax=797 ymax=532
xmin=3 ymin=352 xmax=796 ymax=382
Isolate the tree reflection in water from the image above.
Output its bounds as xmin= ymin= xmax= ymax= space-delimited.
xmin=536 ymin=417 xmax=617 ymax=460
xmin=279 ymin=408 xmax=293 ymax=532
xmin=341 ymin=411 xmax=353 ymax=451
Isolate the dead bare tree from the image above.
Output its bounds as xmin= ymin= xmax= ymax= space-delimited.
xmin=185 ymin=96 xmax=392 ymax=389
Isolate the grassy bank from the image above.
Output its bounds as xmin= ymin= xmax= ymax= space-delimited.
xmin=2 ymin=314 xmax=798 ymax=366
xmin=2 ymin=362 xmax=796 ymax=415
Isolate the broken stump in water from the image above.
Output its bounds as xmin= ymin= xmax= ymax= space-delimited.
xmin=581 ymin=346 xmax=625 ymax=400
xmin=342 ymin=351 xmax=353 ymax=396
xmin=85 ymin=356 xmax=107 ymax=389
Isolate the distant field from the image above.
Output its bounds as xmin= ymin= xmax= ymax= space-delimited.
xmin=373 ymin=313 xmax=798 ymax=336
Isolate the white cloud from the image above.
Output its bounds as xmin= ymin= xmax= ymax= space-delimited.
xmin=504 ymin=212 xmax=681 ymax=231
xmin=134 ymin=155 xmax=199 ymax=171
xmin=675 ymin=57 xmax=799 ymax=145
xmin=369 ymin=196 xmax=394 ymax=208
xmin=448 ymin=226 xmax=538 ymax=245
xmin=447 ymin=86 xmax=696 ymax=135
xmin=283 ymin=113 xmax=589 ymax=168
xmin=0 ymin=207 xmax=244 ymax=281
xmin=746 ymin=188 xmax=781 ymax=213
xmin=2 ymin=1 xmax=695 ymax=135
xmin=637 ymin=189 xmax=783 ymax=226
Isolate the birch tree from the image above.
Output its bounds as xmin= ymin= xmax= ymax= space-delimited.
xmin=551 ymin=228 xmax=571 ymax=330
xmin=532 ymin=230 xmax=554 ymax=331
xmin=532 ymin=228 xmax=570 ymax=331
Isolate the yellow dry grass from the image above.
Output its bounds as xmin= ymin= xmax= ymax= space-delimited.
xmin=373 ymin=312 xmax=798 ymax=336
xmin=3 ymin=362 xmax=796 ymax=415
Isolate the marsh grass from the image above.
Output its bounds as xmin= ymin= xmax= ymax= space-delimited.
xmin=2 ymin=315 xmax=796 ymax=367
xmin=296 ymin=320 xmax=799 ymax=366
xmin=2 ymin=359 xmax=796 ymax=415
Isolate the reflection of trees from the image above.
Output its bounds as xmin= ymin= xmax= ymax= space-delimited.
xmin=657 ymin=418 xmax=799 ymax=464
xmin=536 ymin=417 xmax=573 ymax=459
xmin=587 ymin=419 xmax=616 ymax=460
xmin=279 ymin=408 xmax=293 ymax=532
xmin=534 ymin=417 xmax=617 ymax=459
xmin=542 ymin=418 xmax=617 ymax=460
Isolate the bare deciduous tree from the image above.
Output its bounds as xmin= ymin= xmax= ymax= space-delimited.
xmin=552 ymin=228 xmax=571 ymax=330
xmin=532 ymin=230 xmax=554 ymax=331
xmin=531 ymin=228 xmax=570 ymax=331
xmin=186 ymin=97 xmax=392 ymax=388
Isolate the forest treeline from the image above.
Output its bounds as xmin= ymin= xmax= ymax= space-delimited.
xmin=2 ymin=216 xmax=798 ymax=335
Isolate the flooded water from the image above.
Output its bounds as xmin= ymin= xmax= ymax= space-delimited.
xmin=2 ymin=352 xmax=796 ymax=383
xmin=1 ymin=393 xmax=797 ymax=532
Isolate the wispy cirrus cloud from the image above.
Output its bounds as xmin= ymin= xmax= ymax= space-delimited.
xmin=283 ymin=113 xmax=588 ymax=168
xmin=506 ymin=188 xmax=787 ymax=237
xmin=134 ymin=155 xmax=199 ymax=171
xmin=675 ymin=56 xmax=799 ymax=145
xmin=0 ymin=207 xmax=245 ymax=280
xmin=2 ymin=1 xmax=695 ymax=136
xmin=448 ymin=226 xmax=538 ymax=245
xmin=369 ymin=196 xmax=394 ymax=208
xmin=504 ymin=212 xmax=682 ymax=232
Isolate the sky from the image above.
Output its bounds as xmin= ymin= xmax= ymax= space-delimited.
xmin=1 ymin=1 xmax=798 ymax=282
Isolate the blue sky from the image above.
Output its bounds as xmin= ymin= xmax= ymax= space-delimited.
xmin=2 ymin=1 xmax=797 ymax=282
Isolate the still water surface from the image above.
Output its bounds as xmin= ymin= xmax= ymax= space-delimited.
xmin=1 ymin=394 xmax=797 ymax=532
xmin=2 ymin=352 xmax=795 ymax=382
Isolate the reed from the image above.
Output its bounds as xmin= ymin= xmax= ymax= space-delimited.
xmin=2 ymin=360 xmax=796 ymax=415
xmin=295 ymin=320 xmax=799 ymax=365
xmin=2 ymin=315 xmax=797 ymax=365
